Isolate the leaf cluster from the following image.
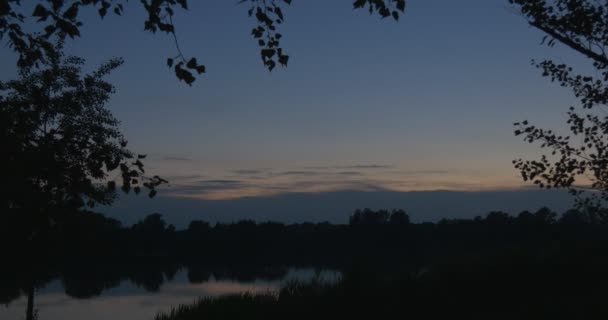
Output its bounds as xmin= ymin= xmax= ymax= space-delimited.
xmin=511 ymin=0 xmax=608 ymax=211
xmin=242 ymin=0 xmax=291 ymax=71
xmin=353 ymin=0 xmax=406 ymax=21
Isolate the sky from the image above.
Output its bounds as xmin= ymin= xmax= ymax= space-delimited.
xmin=1 ymin=0 xmax=592 ymax=224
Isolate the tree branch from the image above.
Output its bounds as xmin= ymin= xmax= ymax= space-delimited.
xmin=530 ymin=20 xmax=608 ymax=66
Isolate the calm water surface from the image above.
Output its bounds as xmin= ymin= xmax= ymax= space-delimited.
xmin=1 ymin=268 xmax=340 ymax=320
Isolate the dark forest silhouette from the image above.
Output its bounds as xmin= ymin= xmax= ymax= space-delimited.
xmin=4 ymin=207 xmax=608 ymax=319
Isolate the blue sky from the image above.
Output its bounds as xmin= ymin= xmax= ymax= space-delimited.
xmin=1 ymin=0 xmax=590 ymax=223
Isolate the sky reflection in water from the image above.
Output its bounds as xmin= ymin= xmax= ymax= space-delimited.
xmin=0 ymin=268 xmax=339 ymax=320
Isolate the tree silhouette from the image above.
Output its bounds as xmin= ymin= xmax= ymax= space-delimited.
xmin=0 ymin=45 xmax=165 ymax=240
xmin=0 ymin=0 xmax=406 ymax=85
xmin=350 ymin=208 xmax=410 ymax=226
xmin=516 ymin=210 xmax=535 ymax=225
xmin=389 ymin=209 xmax=410 ymax=225
xmin=559 ymin=208 xmax=592 ymax=225
xmin=132 ymin=213 xmax=168 ymax=234
xmin=0 ymin=42 xmax=166 ymax=320
xmin=511 ymin=0 xmax=608 ymax=215
xmin=188 ymin=220 xmax=211 ymax=233
xmin=485 ymin=211 xmax=512 ymax=225
xmin=533 ymin=207 xmax=557 ymax=225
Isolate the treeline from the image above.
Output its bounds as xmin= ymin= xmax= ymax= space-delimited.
xmin=3 ymin=206 xmax=608 ymax=266
xmin=4 ymin=206 xmax=608 ymax=307
xmin=350 ymin=206 xmax=604 ymax=226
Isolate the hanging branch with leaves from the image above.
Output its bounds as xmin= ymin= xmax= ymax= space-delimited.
xmin=511 ymin=0 xmax=608 ymax=214
xmin=1 ymin=0 xmax=406 ymax=85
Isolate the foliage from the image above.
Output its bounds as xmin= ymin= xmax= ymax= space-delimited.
xmin=510 ymin=0 xmax=608 ymax=212
xmin=0 ymin=0 xmax=406 ymax=85
xmin=353 ymin=0 xmax=406 ymax=20
xmin=0 ymin=47 xmax=165 ymax=218
xmin=349 ymin=208 xmax=410 ymax=225
xmin=132 ymin=213 xmax=175 ymax=234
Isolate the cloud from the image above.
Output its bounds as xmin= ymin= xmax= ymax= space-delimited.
xmin=335 ymin=171 xmax=363 ymax=176
xmin=401 ymin=170 xmax=451 ymax=175
xmin=277 ymin=171 xmax=321 ymax=176
xmin=164 ymin=175 xmax=395 ymax=200
xmin=161 ymin=156 xmax=193 ymax=162
xmin=233 ymin=169 xmax=264 ymax=175
xmin=203 ymin=180 xmax=243 ymax=184
xmin=303 ymin=164 xmax=391 ymax=170
xmin=159 ymin=165 xmax=517 ymax=201
xmin=167 ymin=180 xmax=247 ymax=194
xmin=339 ymin=164 xmax=392 ymax=169
xmin=164 ymin=174 xmax=205 ymax=181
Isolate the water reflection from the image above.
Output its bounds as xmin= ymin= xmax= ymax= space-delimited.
xmin=0 ymin=267 xmax=340 ymax=320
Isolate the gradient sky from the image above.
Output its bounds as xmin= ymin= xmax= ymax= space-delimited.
xmin=1 ymin=0 xmax=592 ymax=222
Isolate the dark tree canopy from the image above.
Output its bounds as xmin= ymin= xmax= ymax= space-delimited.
xmin=132 ymin=213 xmax=169 ymax=234
xmin=0 ymin=0 xmax=406 ymax=85
xmin=511 ymin=0 xmax=608 ymax=213
xmin=349 ymin=208 xmax=411 ymax=226
xmin=0 ymin=47 xmax=165 ymax=219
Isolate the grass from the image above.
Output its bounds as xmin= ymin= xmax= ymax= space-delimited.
xmin=155 ymin=279 xmax=346 ymax=320
xmin=155 ymin=258 xmax=608 ymax=320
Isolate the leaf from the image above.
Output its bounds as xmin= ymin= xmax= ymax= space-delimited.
xmin=177 ymin=0 xmax=188 ymax=10
xmin=353 ymin=0 xmax=365 ymax=9
xmin=56 ymin=20 xmax=80 ymax=38
xmin=186 ymin=57 xmax=197 ymax=69
xmin=261 ymin=49 xmax=275 ymax=59
xmin=396 ymin=0 xmax=406 ymax=11
xmin=122 ymin=184 xmax=131 ymax=193
xmin=63 ymin=4 xmax=79 ymax=20
xmin=158 ymin=23 xmax=175 ymax=33
xmin=279 ymin=54 xmax=289 ymax=66
xmin=44 ymin=25 xmax=57 ymax=36
xmin=195 ymin=65 xmax=205 ymax=74
xmin=32 ymin=5 xmax=49 ymax=20
xmin=274 ymin=7 xmax=284 ymax=21
xmin=149 ymin=189 xmax=157 ymax=198
xmin=380 ymin=7 xmax=390 ymax=18
xmin=266 ymin=60 xmax=276 ymax=71
xmin=175 ymin=63 xmax=195 ymax=85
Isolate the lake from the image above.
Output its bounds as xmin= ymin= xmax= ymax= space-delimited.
xmin=0 ymin=267 xmax=340 ymax=320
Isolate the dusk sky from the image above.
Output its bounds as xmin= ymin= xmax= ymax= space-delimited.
xmin=2 ymin=0 xmax=589 ymax=224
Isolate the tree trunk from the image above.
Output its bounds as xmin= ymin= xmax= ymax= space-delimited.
xmin=26 ymin=286 xmax=35 ymax=320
